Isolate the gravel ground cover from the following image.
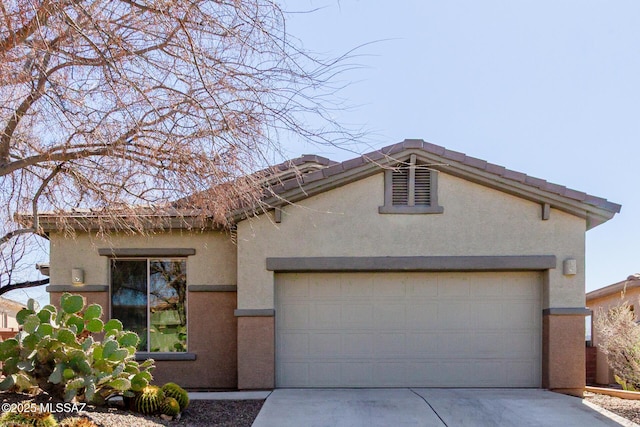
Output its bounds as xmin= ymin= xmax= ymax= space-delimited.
xmin=0 ymin=392 xmax=264 ymax=427
xmin=583 ymin=391 xmax=640 ymax=424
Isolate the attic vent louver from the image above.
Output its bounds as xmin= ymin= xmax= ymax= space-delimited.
xmin=380 ymin=154 xmax=443 ymax=214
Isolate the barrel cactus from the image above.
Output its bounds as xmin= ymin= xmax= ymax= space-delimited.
xmin=0 ymin=406 xmax=58 ymax=427
xmin=160 ymin=397 xmax=181 ymax=417
xmin=59 ymin=417 xmax=98 ymax=427
xmin=133 ymin=385 xmax=165 ymax=415
xmin=161 ymin=382 xmax=189 ymax=411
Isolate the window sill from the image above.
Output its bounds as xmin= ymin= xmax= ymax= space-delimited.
xmin=135 ymin=352 xmax=197 ymax=361
xmin=378 ymin=205 xmax=444 ymax=214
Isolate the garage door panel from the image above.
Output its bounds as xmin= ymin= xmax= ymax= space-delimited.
xmin=407 ymin=333 xmax=439 ymax=354
xmin=440 ymin=302 xmax=472 ymax=329
xmin=280 ymin=362 xmax=308 ymax=386
xmin=374 ymin=363 xmax=407 ymax=386
xmin=310 ymin=304 xmax=341 ymax=329
xmin=342 ymin=276 xmax=372 ymax=297
xmin=279 ymin=333 xmax=309 ymax=356
xmin=505 ymin=303 xmax=538 ymax=329
xmin=276 ymin=272 xmax=541 ymax=388
xmin=279 ymin=274 xmax=309 ymax=296
xmin=372 ymin=277 xmax=406 ymax=297
xmin=472 ymin=280 xmax=504 ymax=297
xmin=280 ymin=303 xmax=309 ymax=329
xmin=374 ymin=304 xmax=406 ymax=329
xmin=438 ymin=276 xmax=471 ymax=297
xmin=309 ymin=363 xmax=341 ymax=386
xmin=507 ymin=361 xmax=539 ymax=386
xmin=504 ymin=333 xmax=538 ymax=356
xmin=473 ymin=333 xmax=507 ymax=356
xmin=310 ymin=333 xmax=341 ymax=357
xmin=477 ymin=302 xmax=505 ymax=329
xmin=343 ymin=333 xmax=373 ymax=356
xmin=374 ymin=333 xmax=406 ymax=356
xmin=407 ymin=303 xmax=438 ymax=327
xmin=343 ymin=362 xmax=373 ymax=386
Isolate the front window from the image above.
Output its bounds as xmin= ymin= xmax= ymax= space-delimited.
xmin=111 ymin=259 xmax=187 ymax=352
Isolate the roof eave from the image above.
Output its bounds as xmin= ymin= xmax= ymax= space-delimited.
xmin=248 ymin=146 xmax=620 ymax=230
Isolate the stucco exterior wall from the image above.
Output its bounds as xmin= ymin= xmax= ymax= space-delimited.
xmin=587 ymin=287 xmax=640 ymax=385
xmin=47 ymin=230 xmax=238 ymax=389
xmin=48 ymin=230 xmax=237 ymax=287
xmin=236 ymin=171 xmax=587 ymax=310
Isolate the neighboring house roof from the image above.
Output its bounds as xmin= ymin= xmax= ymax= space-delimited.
xmin=29 ymin=139 xmax=622 ymax=231
xmin=0 ymin=296 xmax=27 ymax=312
xmin=586 ymin=273 xmax=640 ymax=302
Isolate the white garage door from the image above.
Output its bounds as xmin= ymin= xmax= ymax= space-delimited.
xmin=275 ymin=271 xmax=541 ymax=387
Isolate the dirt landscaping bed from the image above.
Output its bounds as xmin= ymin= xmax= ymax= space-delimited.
xmin=0 ymin=391 xmax=264 ymax=427
xmin=584 ymin=391 xmax=640 ymax=424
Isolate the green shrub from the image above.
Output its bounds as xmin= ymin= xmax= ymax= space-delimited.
xmin=0 ymin=294 xmax=155 ymax=405
xmin=161 ymin=382 xmax=189 ymax=411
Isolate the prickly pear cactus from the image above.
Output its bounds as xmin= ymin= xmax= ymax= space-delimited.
xmin=133 ymin=385 xmax=165 ymax=415
xmin=160 ymin=396 xmax=181 ymax=417
xmin=0 ymin=293 xmax=155 ymax=405
xmin=161 ymin=382 xmax=189 ymax=411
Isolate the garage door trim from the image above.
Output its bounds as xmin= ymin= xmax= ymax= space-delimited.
xmin=267 ymin=255 xmax=556 ymax=272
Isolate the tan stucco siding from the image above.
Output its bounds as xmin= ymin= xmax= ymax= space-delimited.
xmin=237 ymin=171 xmax=586 ymax=310
xmin=49 ymin=230 xmax=237 ymax=287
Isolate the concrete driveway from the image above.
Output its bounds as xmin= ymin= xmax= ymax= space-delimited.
xmin=251 ymin=389 xmax=634 ymax=427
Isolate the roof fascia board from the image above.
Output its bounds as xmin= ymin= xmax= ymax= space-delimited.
xmin=413 ymin=151 xmax=615 ymax=229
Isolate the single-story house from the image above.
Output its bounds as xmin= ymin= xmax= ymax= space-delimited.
xmin=586 ymin=274 xmax=640 ymax=386
xmin=36 ymin=140 xmax=621 ymax=396
xmin=0 ymin=296 xmax=26 ymax=340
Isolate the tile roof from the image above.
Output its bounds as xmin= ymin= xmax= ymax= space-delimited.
xmin=283 ymin=139 xmax=621 ymax=214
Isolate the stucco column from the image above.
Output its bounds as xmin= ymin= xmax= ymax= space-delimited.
xmin=542 ymin=309 xmax=589 ymax=396
xmin=236 ymin=311 xmax=275 ymax=389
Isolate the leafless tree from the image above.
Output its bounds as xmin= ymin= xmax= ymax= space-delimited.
xmin=0 ymin=0 xmax=359 ymax=296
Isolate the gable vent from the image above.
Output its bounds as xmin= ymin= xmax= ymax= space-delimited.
xmin=392 ymin=168 xmax=409 ymax=205
xmin=414 ymin=168 xmax=432 ymax=206
xmin=380 ymin=154 xmax=443 ymax=214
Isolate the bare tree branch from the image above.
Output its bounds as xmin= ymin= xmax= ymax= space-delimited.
xmin=0 ymin=0 xmax=362 ymax=294
xmin=0 ymin=278 xmax=49 ymax=297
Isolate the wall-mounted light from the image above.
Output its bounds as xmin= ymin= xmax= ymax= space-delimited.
xmin=563 ymin=259 xmax=577 ymax=276
xmin=71 ymin=268 xmax=84 ymax=285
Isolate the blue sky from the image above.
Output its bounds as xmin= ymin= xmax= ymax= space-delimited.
xmin=280 ymin=0 xmax=639 ymax=292
xmin=4 ymin=1 xmax=638 ymax=306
